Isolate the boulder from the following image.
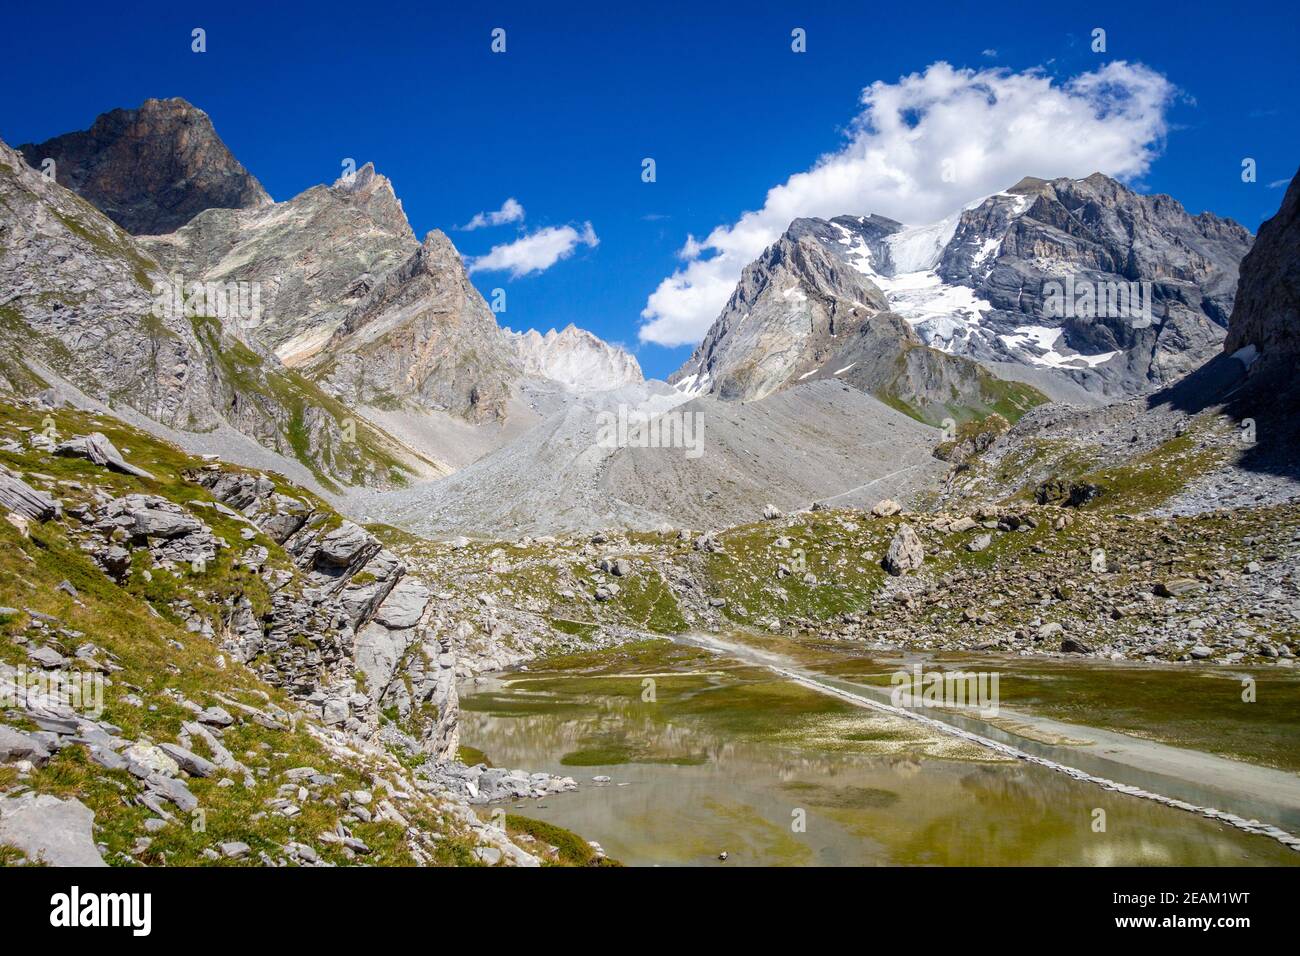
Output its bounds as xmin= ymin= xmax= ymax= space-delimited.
xmin=53 ymin=432 xmax=154 ymax=478
xmin=0 ymin=725 xmax=51 ymax=766
xmin=1034 ymin=480 xmax=1101 ymax=508
xmin=158 ymin=742 xmax=218 ymax=778
xmin=145 ymin=773 xmax=198 ymax=813
xmin=197 ymin=706 xmax=234 ymax=728
xmin=98 ymin=545 xmax=132 ymax=577
xmin=373 ymin=578 xmax=430 ymax=630
xmin=133 ymin=507 xmax=202 ymax=539
xmin=124 ymin=742 xmax=180 ymax=776
xmin=1155 ymin=578 xmax=1203 ymax=598
xmin=317 ymin=521 xmax=373 ymax=566
xmin=693 ymin=533 xmax=722 ymax=553
xmin=0 ymin=469 xmax=62 ymax=521
xmin=872 ymin=499 xmax=901 ymax=517
xmin=883 ymin=523 xmax=924 ymax=576
xmin=25 ymin=645 xmax=66 ymax=669
xmin=321 ymin=698 xmax=349 ymax=725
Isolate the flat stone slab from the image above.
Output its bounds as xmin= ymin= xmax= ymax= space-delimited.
xmin=0 ymin=792 xmax=106 ymax=866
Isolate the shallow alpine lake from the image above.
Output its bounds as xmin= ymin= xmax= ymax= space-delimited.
xmin=458 ymin=638 xmax=1300 ymax=866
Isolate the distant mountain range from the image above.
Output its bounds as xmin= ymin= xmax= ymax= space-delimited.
xmin=2 ymin=96 xmax=1292 ymax=534
xmin=3 ymin=99 xmax=641 ymax=493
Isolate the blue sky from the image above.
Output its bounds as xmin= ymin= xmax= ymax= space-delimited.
xmin=1 ymin=1 xmax=1295 ymax=379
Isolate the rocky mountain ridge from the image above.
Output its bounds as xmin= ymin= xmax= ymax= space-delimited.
xmin=140 ymin=160 xmax=418 ymax=367
xmin=19 ymin=98 xmax=271 ymax=235
xmin=5 ymin=100 xmax=637 ymax=493
xmin=309 ymin=229 xmax=521 ymax=423
xmin=670 ymin=216 xmax=1047 ymax=425
xmin=674 ymin=173 xmax=1253 ymax=411
xmin=0 ymin=134 xmax=436 ymax=492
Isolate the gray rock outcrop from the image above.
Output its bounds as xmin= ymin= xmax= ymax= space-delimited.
xmin=0 ymin=792 xmax=107 ymax=866
xmin=310 ymin=230 xmax=520 ymax=423
xmin=189 ymin=466 xmax=458 ymax=758
xmin=1223 ymin=167 xmax=1299 ymax=370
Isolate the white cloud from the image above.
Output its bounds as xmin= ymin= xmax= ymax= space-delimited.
xmin=981 ymin=49 xmax=998 ymax=58
xmin=460 ymin=197 xmax=525 ymax=230
xmin=469 ymin=222 xmax=599 ymax=278
xmin=638 ymin=60 xmax=1176 ymax=347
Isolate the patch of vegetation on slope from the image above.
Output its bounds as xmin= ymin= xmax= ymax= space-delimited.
xmin=874 ymin=346 xmax=1047 ymax=427
xmin=942 ymin=414 xmax=1236 ymax=515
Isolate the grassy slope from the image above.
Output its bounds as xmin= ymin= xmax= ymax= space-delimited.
xmin=0 ymin=400 xmax=480 ymax=866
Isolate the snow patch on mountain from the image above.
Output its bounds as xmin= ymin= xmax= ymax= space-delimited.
xmin=998 ymin=326 xmax=1119 ymax=369
xmin=883 ymin=213 xmax=961 ymax=273
xmin=828 ymin=222 xmax=993 ymax=352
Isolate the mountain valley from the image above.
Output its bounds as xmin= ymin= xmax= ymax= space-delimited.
xmin=2 ymin=95 xmax=1298 ymax=869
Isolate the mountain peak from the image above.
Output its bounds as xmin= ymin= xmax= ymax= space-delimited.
xmin=507 ymin=324 xmax=642 ymax=391
xmin=676 ymin=169 xmax=1255 ymax=407
xmin=1006 ymin=175 xmax=1052 ymax=195
xmin=18 ymin=97 xmax=271 ymax=234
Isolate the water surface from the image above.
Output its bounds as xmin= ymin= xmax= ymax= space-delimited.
xmin=460 ymin=641 xmax=1300 ymax=866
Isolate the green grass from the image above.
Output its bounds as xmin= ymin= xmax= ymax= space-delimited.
xmin=1070 ymin=430 xmax=1228 ymax=513
xmin=505 ymin=815 xmax=621 ymax=867
xmin=701 ymin=512 xmax=891 ymax=624
xmin=0 ymin=843 xmax=43 ymax=867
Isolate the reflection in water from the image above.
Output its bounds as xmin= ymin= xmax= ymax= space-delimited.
xmin=461 ymin=669 xmax=1300 ymax=867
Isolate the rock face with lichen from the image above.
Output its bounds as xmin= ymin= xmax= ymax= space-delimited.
xmin=188 ymin=466 xmax=458 ymax=758
xmin=0 ymin=135 xmax=427 ymax=490
xmin=19 ymin=97 xmax=271 ymax=235
xmin=0 ymin=135 xmax=224 ymax=429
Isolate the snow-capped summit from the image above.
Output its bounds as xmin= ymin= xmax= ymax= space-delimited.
xmin=674 ymin=173 xmax=1253 ymax=405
